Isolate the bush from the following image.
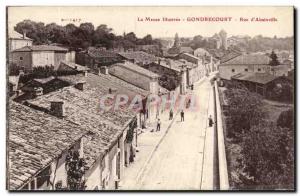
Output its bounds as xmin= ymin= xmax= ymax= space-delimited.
xmin=241 ymin=122 xmax=294 ymax=189
xmin=277 ymin=109 xmax=294 ymax=129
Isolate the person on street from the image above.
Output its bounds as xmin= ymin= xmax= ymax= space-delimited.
xmin=169 ymin=109 xmax=173 ymax=120
xmin=208 ymin=115 xmax=214 ymax=127
xmin=156 ymin=118 xmax=161 ymax=131
xmin=181 ymin=110 xmax=184 ymax=122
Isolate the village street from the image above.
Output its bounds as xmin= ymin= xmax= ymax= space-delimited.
xmin=119 ymin=75 xmax=216 ymax=190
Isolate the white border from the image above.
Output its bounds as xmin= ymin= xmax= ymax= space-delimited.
xmin=1 ymin=1 xmax=298 ymax=196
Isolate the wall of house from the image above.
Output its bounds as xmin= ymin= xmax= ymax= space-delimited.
xmin=101 ymin=144 xmax=119 ymax=190
xmin=32 ymin=51 xmax=55 ymax=67
xmin=66 ymin=51 xmax=76 ymax=63
xmin=178 ymin=53 xmax=199 ymax=64
xmin=109 ymin=65 xmax=157 ymax=93
xmin=54 ymin=52 xmax=67 ymax=69
xmin=9 ymin=39 xmax=32 ymax=52
xmin=11 ymin=51 xmax=32 ymax=70
xmin=219 ymin=64 xmax=270 ymax=80
xmin=85 ymin=160 xmax=101 ymax=190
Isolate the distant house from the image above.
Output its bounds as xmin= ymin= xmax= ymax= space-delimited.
xmin=193 ymin=48 xmax=210 ymax=57
xmin=8 ymin=31 xmax=33 ymax=52
xmin=20 ymin=76 xmax=70 ymax=97
xmin=76 ymin=48 xmax=123 ymax=69
xmin=136 ymin=44 xmax=161 ymax=56
xmin=8 ymin=101 xmax=89 ymax=190
xmin=118 ymin=51 xmax=157 ymax=65
xmin=109 ymin=61 xmax=159 ymax=95
xmin=231 ymin=72 xmax=291 ymax=97
xmin=167 ymin=46 xmax=193 ymax=55
xmin=11 ymin=45 xmax=69 ymax=71
xmin=219 ymin=54 xmax=272 ymax=80
xmin=145 ymin=58 xmax=206 ymax=94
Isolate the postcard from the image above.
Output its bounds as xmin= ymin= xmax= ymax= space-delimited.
xmin=6 ymin=6 xmax=295 ymax=191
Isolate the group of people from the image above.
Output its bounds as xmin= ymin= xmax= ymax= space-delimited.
xmin=156 ymin=111 xmax=214 ymax=132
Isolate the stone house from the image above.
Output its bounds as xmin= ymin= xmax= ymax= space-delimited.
xmin=10 ymin=45 xmax=69 ymax=71
xmin=219 ymin=54 xmax=272 ymax=80
xmin=8 ymin=101 xmax=89 ymax=190
xmin=8 ymin=31 xmax=33 ymax=52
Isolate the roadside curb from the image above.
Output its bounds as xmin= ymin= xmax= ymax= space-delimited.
xmin=134 ymin=110 xmax=180 ymax=184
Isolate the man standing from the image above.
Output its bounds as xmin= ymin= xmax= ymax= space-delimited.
xmin=181 ymin=110 xmax=184 ymax=122
xmin=208 ymin=115 xmax=214 ymax=127
xmin=169 ymin=109 xmax=173 ymax=120
xmin=156 ymin=118 xmax=161 ymax=131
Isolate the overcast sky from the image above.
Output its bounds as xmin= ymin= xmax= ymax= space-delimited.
xmin=7 ymin=6 xmax=294 ymax=38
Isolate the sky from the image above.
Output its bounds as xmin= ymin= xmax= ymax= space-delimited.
xmin=7 ymin=6 xmax=294 ymax=38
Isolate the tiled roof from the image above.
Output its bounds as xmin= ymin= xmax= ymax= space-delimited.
xmin=118 ymin=51 xmax=157 ymax=64
xmin=58 ymin=72 xmax=149 ymax=98
xmin=87 ymin=49 xmax=119 ymax=58
xmin=112 ymin=61 xmax=159 ymax=79
xmin=27 ymin=73 xmax=139 ymax=168
xmin=9 ymin=30 xmax=32 ymax=40
xmin=180 ymin=47 xmax=193 ymax=53
xmin=58 ymin=61 xmax=90 ymax=71
xmin=231 ymin=72 xmax=278 ymax=84
xmin=220 ymin=51 xmax=241 ymax=63
xmin=8 ymin=101 xmax=89 ymax=190
xmin=180 ymin=53 xmax=201 ymax=60
xmin=13 ymin=45 xmax=68 ymax=52
xmin=221 ymin=54 xmax=271 ymax=65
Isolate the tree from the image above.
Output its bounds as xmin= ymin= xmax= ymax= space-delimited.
xmin=277 ymin=109 xmax=294 ymax=129
xmin=224 ymin=88 xmax=265 ymax=139
xmin=65 ymin=150 xmax=86 ymax=190
xmin=269 ymin=50 xmax=280 ymax=66
xmin=241 ymin=122 xmax=294 ymax=189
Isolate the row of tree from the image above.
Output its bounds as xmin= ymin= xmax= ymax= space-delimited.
xmin=182 ymin=34 xmax=293 ymax=52
xmin=14 ymin=20 xmax=162 ymax=50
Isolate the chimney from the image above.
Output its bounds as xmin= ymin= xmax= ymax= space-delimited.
xmin=50 ymin=101 xmax=64 ymax=118
xmin=23 ymin=32 xmax=26 ymax=39
xmin=33 ymin=87 xmax=43 ymax=96
xmin=75 ymin=81 xmax=86 ymax=91
xmin=100 ymin=66 xmax=108 ymax=75
xmin=83 ymin=71 xmax=88 ymax=77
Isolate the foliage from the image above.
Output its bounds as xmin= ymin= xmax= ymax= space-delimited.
xmin=65 ymin=150 xmax=87 ymax=190
xmin=224 ymin=88 xmax=265 ymax=139
xmin=15 ymin=20 xmax=162 ymax=52
xmin=269 ymin=51 xmax=280 ymax=66
xmin=223 ymin=84 xmax=294 ymax=190
xmin=241 ymin=122 xmax=294 ymax=189
xmin=277 ymin=109 xmax=294 ymax=129
xmin=269 ymin=80 xmax=293 ymax=102
xmin=19 ymin=65 xmax=56 ymax=84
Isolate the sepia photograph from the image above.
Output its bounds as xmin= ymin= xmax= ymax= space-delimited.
xmin=6 ymin=6 xmax=295 ymax=191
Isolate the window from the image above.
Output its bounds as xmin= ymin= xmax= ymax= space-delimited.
xmin=258 ymin=68 xmax=261 ymax=71
xmin=232 ymin=69 xmax=235 ymax=73
xmin=19 ymin=57 xmax=23 ymax=61
xmin=245 ymin=68 xmax=248 ymax=72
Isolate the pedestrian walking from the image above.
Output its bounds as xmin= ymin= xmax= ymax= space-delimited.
xmin=180 ymin=110 xmax=184 ymax=122
xmin=169 ymin=109 xmax=173 ymax=120
xmin=156 ymin=118 xmax=161 ymax=131
xmin=208 ymin=115 xmax=214 ymax=127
